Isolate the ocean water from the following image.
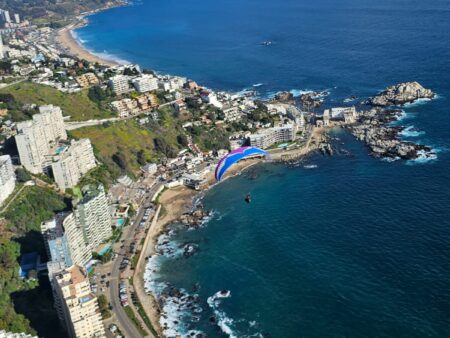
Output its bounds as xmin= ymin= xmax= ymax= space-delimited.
xmin=77 ymin=0 xmax=450 ymax=336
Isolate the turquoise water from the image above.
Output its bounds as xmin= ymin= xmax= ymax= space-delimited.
xmin=116 ymin=218 xmax=125 ymax=227
xmin=77 ymin=0 xmax=450 ymax=336
xmin=55 ymin=146 xmax=66 ymax=155
xmin=98 ymin=244 xmax=112 ymax=256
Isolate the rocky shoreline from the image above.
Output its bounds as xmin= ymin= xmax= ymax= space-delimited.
xmin=349 ymin=108 xmax=434 ymax=160
xmin=364 ymin=81 xmax=434 ymax=107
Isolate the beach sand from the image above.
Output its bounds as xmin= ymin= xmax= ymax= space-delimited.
xmin=133 ymin=187 xmax=198 ymax=337
xmin=57 ymin=22 xmax=119 ymax=66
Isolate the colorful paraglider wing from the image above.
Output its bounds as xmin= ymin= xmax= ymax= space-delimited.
xmin=215 ymin=147 xmax=267 ymax=181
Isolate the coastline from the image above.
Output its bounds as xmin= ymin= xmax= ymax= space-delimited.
xmin=56 ymin=0 xmax=131 ymax=67
xmin=54 ymin=3 xmax=327 ymax=333
xmin=57 ymin=21 xmax=120 ymax=67
xmin=136 ymin=140 xmax=323 ymax=336
xmin=134 ymin=158 xmax=271 ymax=337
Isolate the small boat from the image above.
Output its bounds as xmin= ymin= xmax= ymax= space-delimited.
xmin=304 ymin=164 xmax=318 ymax=169
xmin=245 ymin=194 xmax=251 ymax=204
xmin=261 ymin=41 xmax=273 ymax=46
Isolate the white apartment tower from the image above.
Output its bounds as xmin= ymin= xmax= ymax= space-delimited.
xmin=132 ymin=75 xmax=158 ymax=93
xmin=52 ymin=139 xmax=96 ymax=191
xmin=108 ymin=75 xmax=130 ymax=95
xmin=62 ymin=213 xmax=91 ymax=267
xmin=249 ymin=124 xmax=297 ymax=149
xmin=52 ymin=265 xmax=106 ymax=338
xmin=14 ymin=13 xmax=19 ymax=24
xmin=3 ymin=10 xmax=10 ymax=23
xmin=34 ymin=105 xmax=67 ymax=142
xmin=0 ymin=155 xmax=15 ymax=206
xmin=15 ymin=105 xmax=67 ymax=174
xmin=74 ymin=185 xmax=112 ymax=249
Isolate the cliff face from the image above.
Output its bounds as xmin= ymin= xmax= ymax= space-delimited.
xmin=366 ymin=82 xmax=434 ymax=106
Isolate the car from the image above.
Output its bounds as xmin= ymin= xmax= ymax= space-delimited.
xmin=108 ymin=324 xmax=118 ymax=333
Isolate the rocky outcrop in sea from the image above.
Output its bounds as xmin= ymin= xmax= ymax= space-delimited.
xmin=299 ymin=90 xmax=329 ymax=108
xmin=364 ymin=82 xmax=434 ymax=106
xmin=350 ymin=108 xmax=435 ymax=160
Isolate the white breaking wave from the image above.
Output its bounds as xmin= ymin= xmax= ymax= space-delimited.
xmin=289 ymin=89 xmax=314 ymax=97
xmin=402 ymin=97 xmax=432 ymax=107
xmin=381 ymin=156 xmax=400 ymax=163
xmin=399 ymin=126 xmax=425 ymax=138
xmin=207 ymin=292 xmax=239 ymax=338
xmin=407 ymin=149 xmax=438 ymax=165
xmin=70 ymin=29 xmax=130 ymax=65
xmin=207 ymin=290 xmax=263 ymax=338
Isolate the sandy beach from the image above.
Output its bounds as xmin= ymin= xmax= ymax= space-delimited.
xmin=133 ymin=187 xmax=198 ymax=337
xmin=57 ymin=21 xmax=119 ymax=67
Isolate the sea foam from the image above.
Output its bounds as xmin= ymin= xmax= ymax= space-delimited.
xmin=399 ymin=126 xmax=425 ymax=138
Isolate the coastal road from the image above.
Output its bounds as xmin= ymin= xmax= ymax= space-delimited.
xmin=109 ymin=183 xmax=162 ymax=338
xmin=65 ymin=100 xmax=180 ymax=131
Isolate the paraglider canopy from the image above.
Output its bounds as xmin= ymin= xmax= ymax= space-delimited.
xmin=215 ymin=146 xmax=268 ymax=181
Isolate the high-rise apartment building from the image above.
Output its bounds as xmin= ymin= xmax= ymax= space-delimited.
xmin=52 ymin=139 xmax=96 ymax=191
xmin=74 ymin=185 xmax=112 ymax=249
xmin=15 ymin=105 xmax=67 ymax=174
xmin=52 ymin=265 xmax=105 ymax=338
xmin=0 ymin=155 xmax=15 ymax=206
xmin=132 ymin=75 xmax=158 ymax=93
xmin=108 ymin=75 xmax=130 ymax=95
xmin=61 ymin=213 xmax=91 ymax=268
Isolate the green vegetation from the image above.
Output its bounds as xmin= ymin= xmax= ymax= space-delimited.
xmin=15 ymin=168 xmax=32 ymax=183
xmin=97 ymin=294 xmax=112 ymax=319
xmin=187 ymin=124 xmax=230 ymax=151
xmin=0 ymin=238 xmax=36 ymax=335
xmin=0 ymin=185 xmax=70 ymax=336
xmin=77 ymin=165 xmax=116 ymax=190
xmin=134 ymin=295 xmax=161 ymax=338
xmin=70 ymin=119 xmax=180 ymax=177
xmin=0 ymin=81 xmax=115 ymax=121
xmin=123 ymin=306 xmax=148 ymax=337
xmin=131 ymin=251 xmax=140 ymax=270
xmin=0 ymin=0 xmax=122 ymax=25
xmin=3 ymin=186 xmax=69 ymax=233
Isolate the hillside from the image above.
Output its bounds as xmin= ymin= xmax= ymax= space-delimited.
xmin=0 ymin=0 xmax=124 ymax=25
xmin=0 ymin=81 xmax=115 ymax=121
xmin=69 ymin=115 xmax=182 ymax=178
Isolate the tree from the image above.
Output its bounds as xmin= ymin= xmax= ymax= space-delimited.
xmin=136 ymin=150 xmax=147 ymax=166
xmin=153 ymin=138 xmax=177 ymax=158
xmin=101 ymin=251 xmax=112 ymax=263
xmin=97 ymin=294 xmax=108 ymax=310
xmin=123 ymin=67 xmax=139 ymax=76
xmin=112 ymin=151 xmax=128 ymax=172
xmin=177 ymin=134 xmax=189 ymax=147
xmin=15 ymin=168 xmax=31 ymax=183
xmin=88 ymin=86 xmax=109 ymax=103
